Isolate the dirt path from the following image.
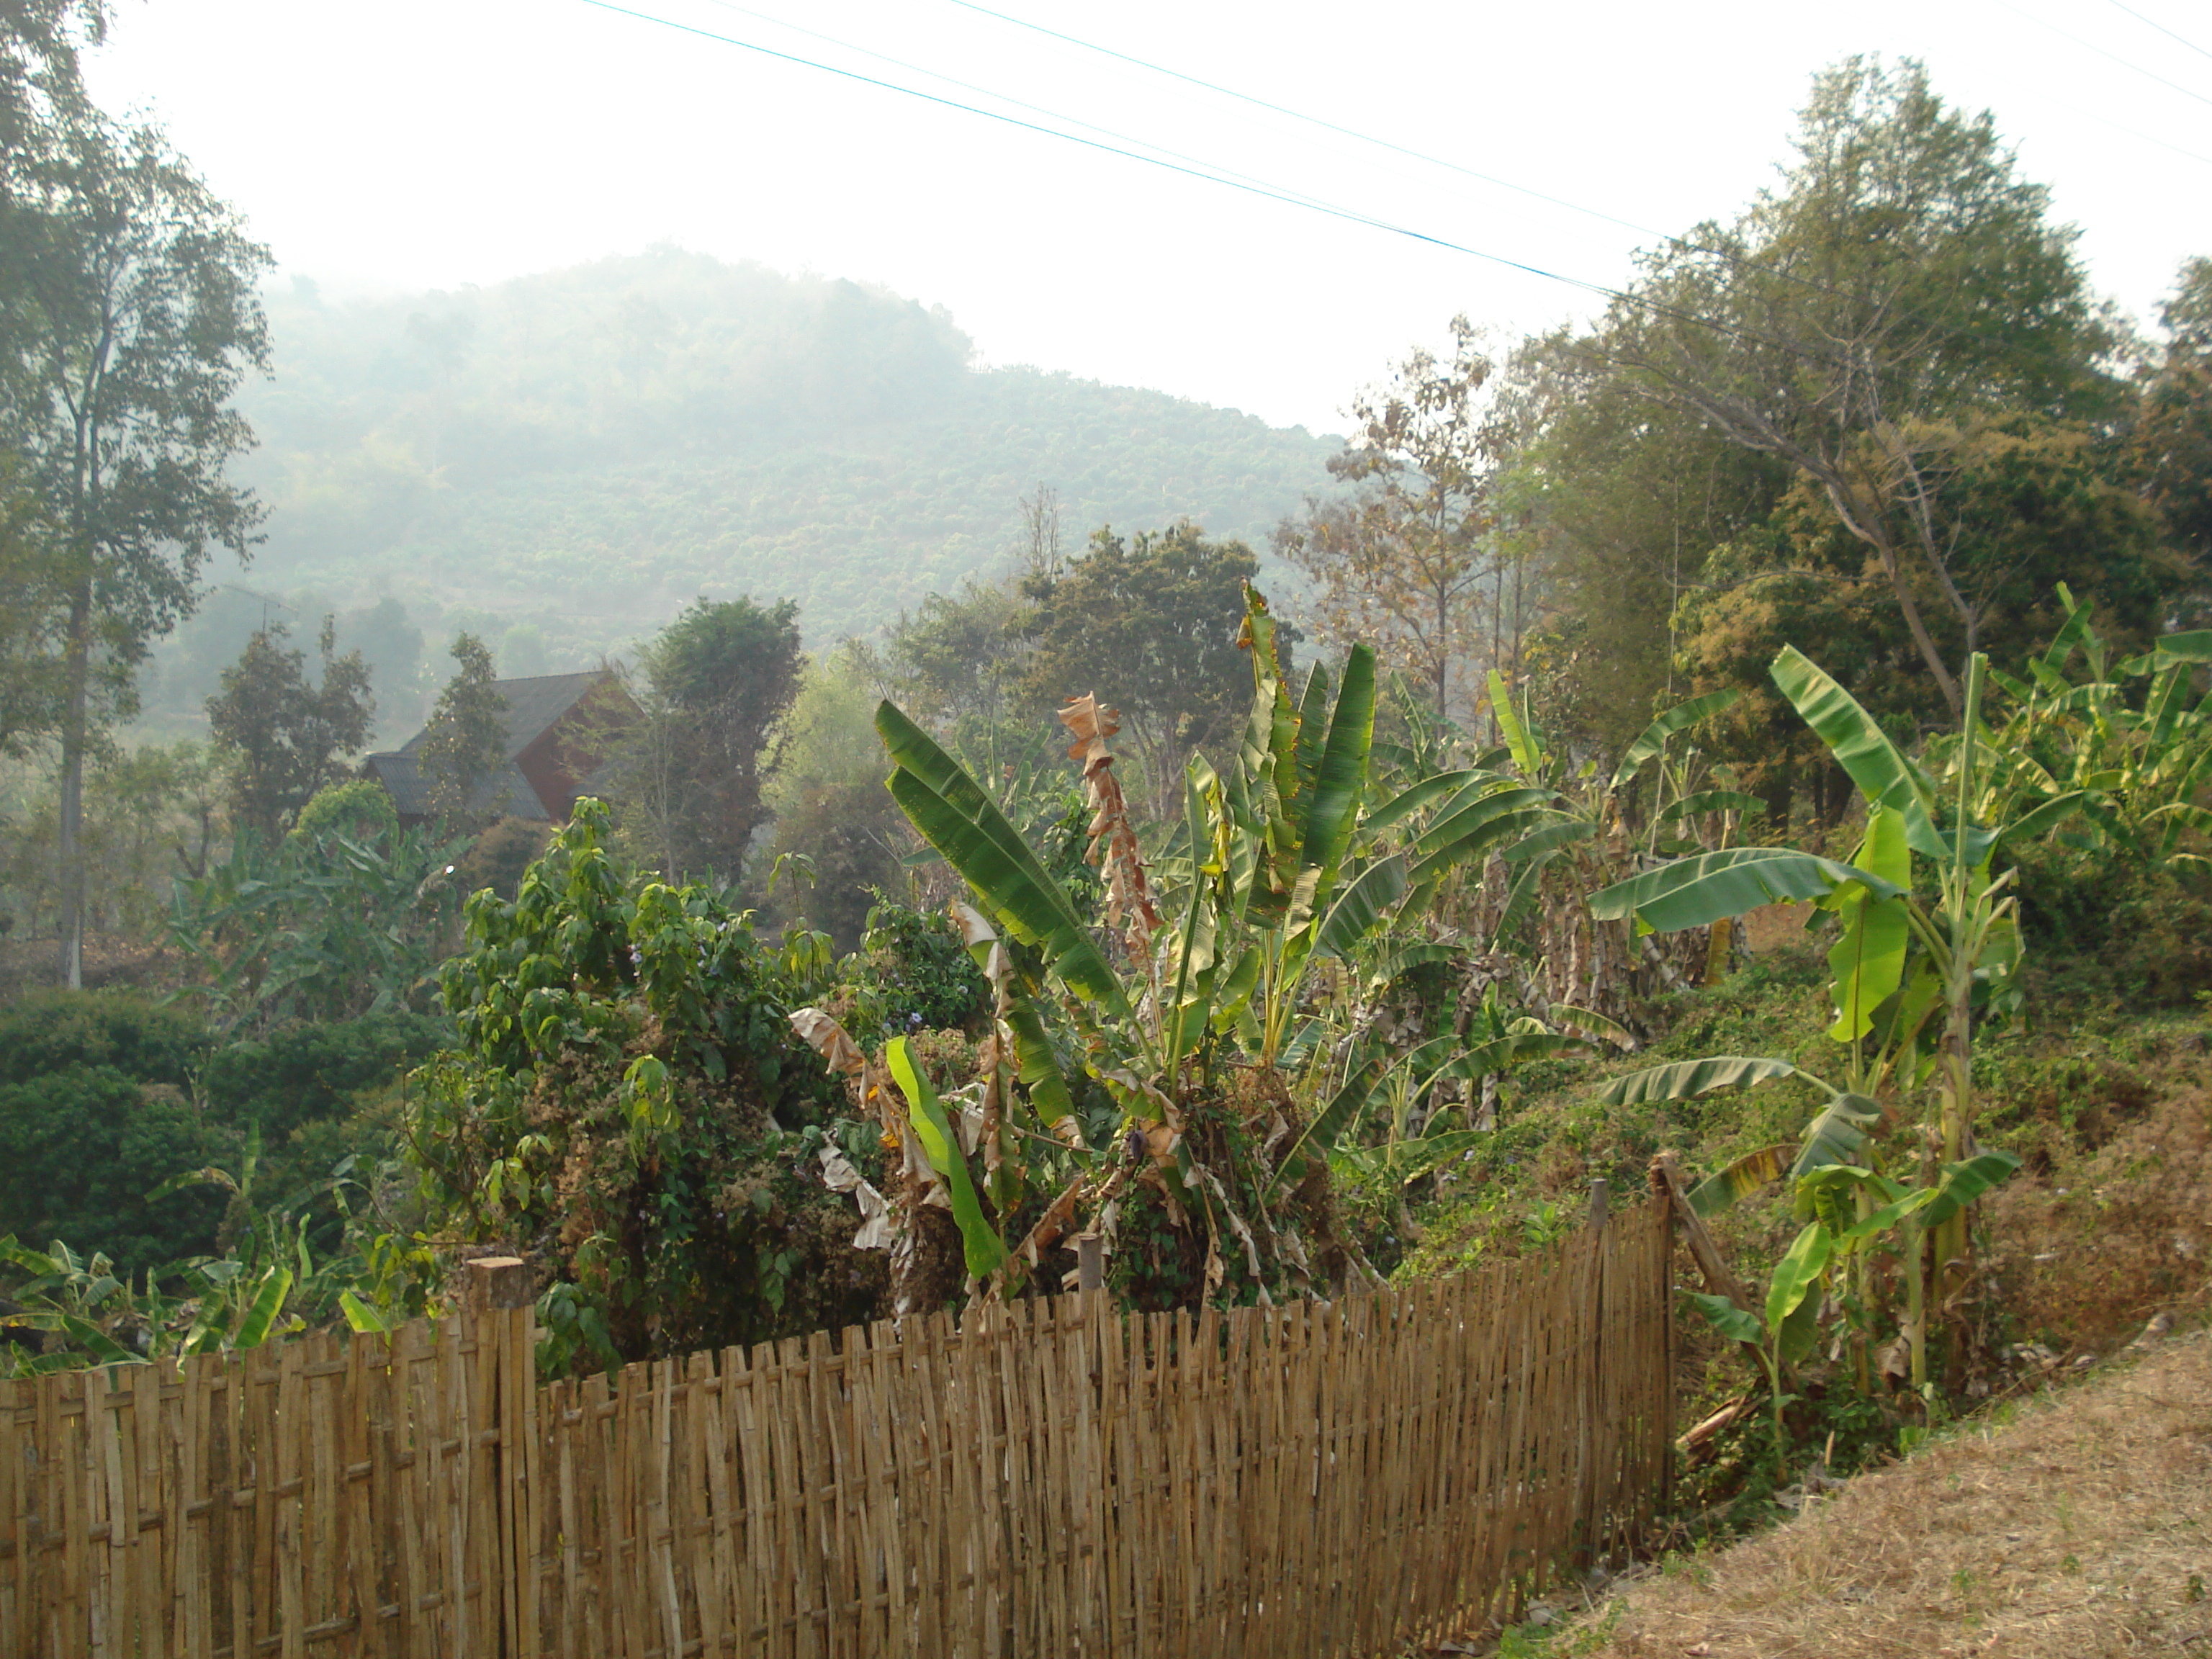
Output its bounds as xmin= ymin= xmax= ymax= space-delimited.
xmin=1573 ymin=1328 xmax=2212 ymax=1658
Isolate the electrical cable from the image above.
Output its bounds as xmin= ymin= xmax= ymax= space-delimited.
xmin=1987 ymin=0 xmax=2212 ymax=109
xmin=935 ymin=0 xmax=2188 ymax=348
xmin=2106 ymin=0 xmax=2212 ymax=63
xmin=692 ymin=0 xmax=1355 ymax=218
xmin=576 ymin=0 xmax=2133 ymax=386
xmin=576 ymin=0 xmax=1627 ymax=306
xmin=940 ymin=0 xmax=1659 ymax=242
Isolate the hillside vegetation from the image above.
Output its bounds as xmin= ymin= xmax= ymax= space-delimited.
xmin=137 ymin=250 xmax=1337 ymax=738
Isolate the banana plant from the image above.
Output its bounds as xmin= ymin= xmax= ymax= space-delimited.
xmin=864 ymin=585 xmax=1421 ymax=1304
xmin=1592 ymin=644 xmax=2051 ymax=1389
xmin=1969 ymin=587 xmax=2212 ymax=872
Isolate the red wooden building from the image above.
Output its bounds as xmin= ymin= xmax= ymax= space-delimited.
xmin=362 ymin=670 xmax=637 ymax=828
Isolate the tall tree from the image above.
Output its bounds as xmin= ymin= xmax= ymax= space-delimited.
xmin=418 ymin=633 xmax=507 ymax=829
xmin=610 ymin=596 xmax=804 ymax=881
xmin=1017 ymin=521 xmax=1260 ymax=804
xmin=204 ymin=616 xmax=375 ymax=838
xmin=1275 ymin=317 xmax=1507 ymax=722
xmin=0 ymin=459 xmax=77 ymax=758
xmin=2126 ymin=256 xmax=2212 ymax=605
xmin=1507 ymin=333 xmax=1786 ymax=757
xmin=1595 ymin=58 xmax=2122 ymax=719
xmin=0 ymin=86 xmax=269 ymax=984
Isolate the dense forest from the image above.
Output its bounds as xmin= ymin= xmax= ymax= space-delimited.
xmin=4 ymin=17 xmax=2210 ymax=1573
xmin=133 ymin=251 xmax=1338 ymax=742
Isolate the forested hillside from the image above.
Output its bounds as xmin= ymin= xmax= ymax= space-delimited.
xmin=136 ymin=250 xmax=1337 ymax=739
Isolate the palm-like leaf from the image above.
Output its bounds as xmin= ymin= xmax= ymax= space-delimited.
xmin=878 ymin=702 xmax=1130 ymax=1018
xmin=1771 ymin=646 xmax=1946 ymax=860
xmin=1609 ymin=688 xmax=1743 ymax=793
xmin=886 ymin=1037 xmax=1007 ymax=1279
xmin=1589 ymin=848 xmax=1902 ymax=932
xmin=1597 ymin=1055 xmax=1802 ymax=1107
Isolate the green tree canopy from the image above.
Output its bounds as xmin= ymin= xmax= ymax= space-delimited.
xmin=205 ymin=617 xmax=375 ymax=838
xmin=1017 ymin=521 xmax=1263 ymax=802
xmin=1276 ymin=317 xmax=1511 ymax=722
xmin=0 ymin=80 xmax=269 ymax=984
xmin=607 ymin=595 xmax=805 ymax=881
xmin=1593 ymin=57 xmax=2125 ymax=719
xmin=418 ymin=633 xmax=506 ymax=828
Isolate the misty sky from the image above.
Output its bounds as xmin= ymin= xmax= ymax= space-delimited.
xmin=86 ymin=0 xmax=2208 ymax=436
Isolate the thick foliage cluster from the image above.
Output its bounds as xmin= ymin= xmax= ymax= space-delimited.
xmin=0 ymin=992 xmax=441 ymax=1273
xmin=406 ymin=801 xmax=881 ymax=1372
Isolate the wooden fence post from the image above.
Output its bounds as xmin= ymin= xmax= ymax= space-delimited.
xmin=1074 ymin=1233 xmax=1105 ymax=1292
xmin=467 ymin=1257 xmax=538 ymax=1659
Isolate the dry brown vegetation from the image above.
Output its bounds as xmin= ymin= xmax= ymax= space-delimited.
xmin=1572 ymin=1326 xmax=2212 ymax=1658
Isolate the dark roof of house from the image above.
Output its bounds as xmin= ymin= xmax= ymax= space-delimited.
xmin=396 ymin=671 xmax=614 ymax=761
xmin=362 ymin=752 xmax=552 ymax=822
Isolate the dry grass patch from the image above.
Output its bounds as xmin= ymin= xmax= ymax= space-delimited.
xmin=1581 ymin=1328 xmax=2212 ymax=1658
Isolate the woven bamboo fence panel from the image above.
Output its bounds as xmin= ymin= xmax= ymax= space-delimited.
xmin=3 ymin=1200 xmax=1670 ymax=1658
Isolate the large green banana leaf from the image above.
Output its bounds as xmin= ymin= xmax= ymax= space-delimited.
xmin=1414 ymin=784 xmax=1558 ymax=857
xmin=886 ymin=1036 xmax=1007 ymax=1279
xmin=1298 ymin=643 xmax=1377 ymax=887
xmin=1589 ymin=847 xmax=1903 ymax=932
xmin=1685 ymin=1143 xmax=1794 ymax=1218
xmin=878 ymin=703 xmax=1130 ymax=1019
xmin=1292 ymin=660 xmax=1330 ymax=810
xmin=1917 ymin=1149 xmax=2023 ymax=1231
xmin=1597 ymin=1054 xmax=1802 ymax=1107
xmin=1771 ymin=647 xmax=1946 ymax=861
xmin=1826 ymin=805 xmax=1912 ymax=1043
xmin=1608 ymin=688 xmax=1743 ymax=793
xmin=1486 ymin=669 xmax=1542 ymax=778
xmin=1363 ymin=768 xmax=1499 ymax=836
xmin=1315 ymin=853 xmax=1408 ymax=958
xmin=1790 ymin=1092 xmax=1881 ymax=1176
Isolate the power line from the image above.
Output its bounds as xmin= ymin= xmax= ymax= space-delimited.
xmin=575 ymin=0 xmax=2118 ymax=387
xmin=575 ymin=0 xmax=1624 ymax=305
xmin=1989 ymin=0 xmax=2212 ymax=109
xmin=693 ymin=0 xmax=1354 ymax=220
xmin=940 ymin=0 xmax=1658 ymax=243
xmin=2107 ymin=0 xmax=2212 ymax=63
xmin=936 ymin=1 xmax=2185 ymax=338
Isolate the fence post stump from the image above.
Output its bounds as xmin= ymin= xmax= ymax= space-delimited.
xmin=468 ymin=1256 xmax=536 ymax=1658
xmin=1074 ymin=1233 xmax=1105 ymax=1293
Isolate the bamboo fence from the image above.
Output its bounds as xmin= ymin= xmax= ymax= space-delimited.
xmin=2 ymin=1198 xmax=1673 ymax=1658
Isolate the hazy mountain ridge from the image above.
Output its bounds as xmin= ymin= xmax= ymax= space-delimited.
xmin=139 ymin=249 xmax=1339 ymax=737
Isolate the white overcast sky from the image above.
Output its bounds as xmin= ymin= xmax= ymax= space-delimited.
xmin=84 ymin=0 xmax=2211 ymax=436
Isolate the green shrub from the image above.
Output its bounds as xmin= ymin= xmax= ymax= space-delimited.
xmin=2008 ymin=846 xmax=2212 ymax=1005
xmin=291 ymin=778 xmax=399 ymax=845
xmin=0 ymin=1066 xmax=228 ymax=1270
xmin=198 ymin=1011 xmax=451 ymax=1145
xmin=404 ymin=800 xmax=877 ymax=1372
xmin=459 ymin=816 xmax=554 ymax=901
xmin=854 ymin=897 xmax=991 ymax=1035
xmin=0 ymin=991 xmax=210 ymax=1089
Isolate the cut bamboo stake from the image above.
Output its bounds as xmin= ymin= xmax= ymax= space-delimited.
xmin=1651 ymin=1150 xmax=1786 ymax=1393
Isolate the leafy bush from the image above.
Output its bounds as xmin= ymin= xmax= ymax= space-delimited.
xmin=198 ymin=1011 xmax=452 ymax=1143
xmin=0 ymin=990 xmax=210 ymax=1089
xmin=853 ymin=898 xmax=991 ymax=1034
xmin=168 ymin=822 xmax=472 ymax=1026
xmin=2007 ymin=844 xmax=2212 ymax=1005
xmin=458 ymin=816 xmax=554 ymax=900
xmin=291 ymin=778 xmax=398 ymax=844
xmin=403 ymin=800 xmax=880 ymax=1372
xmin=0 ymin=1066 xmax=227 ymax=1271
